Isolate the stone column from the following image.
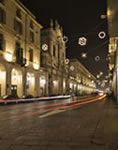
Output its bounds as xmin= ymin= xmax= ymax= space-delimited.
xmin=22 ymin=67 xmax=27 ymax=96
xmin=6 ymin=64 xmax=12 ymax=96
xmin=35 ymin=72 xmax=40 ymax=97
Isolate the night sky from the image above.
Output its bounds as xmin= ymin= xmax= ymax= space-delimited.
xmin=20 ymin=0 xmax=108 ymax=89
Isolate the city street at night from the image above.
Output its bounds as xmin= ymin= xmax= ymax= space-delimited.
xmin=1 ymin=0 xmax=118 ymax=149
xmin=0 ymin=94 xmax=117 ymax=150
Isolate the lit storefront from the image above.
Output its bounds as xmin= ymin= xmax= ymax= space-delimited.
xmin=40 ymin=76 xmax=46 ymax=96
xmin=26 ymin=73 xmax=35 ymax=96
xmin=53 ymin=80 xmax=59 ymax=95
xmin=0 ymin=64 xmax=6 ymax=97
xmin=11 ymin=68 xmax=23 ymax=97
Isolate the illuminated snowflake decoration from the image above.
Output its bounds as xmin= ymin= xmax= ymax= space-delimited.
xmin=70 ymin=66 xmax=74 ymax=71
xmin=63 ymin=36 xmax=68 ymax=43
xmin=78 ymin=37 xmax=87 ymax=46
xmin=95 ymin=56 xmax=100 ymax=61
xmin=98 ymin=31 xmax=106 ymax=39
xmin=65 ymin=58 xmax=70 ymax=65
xmin=81 ymin=52 xmax=87 ymax=58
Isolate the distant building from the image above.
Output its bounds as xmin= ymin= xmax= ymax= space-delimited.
xmin=41 ymin=20 xmax=68 ymax=96
xmin=69 ymin=59 xmax=96 ymax=95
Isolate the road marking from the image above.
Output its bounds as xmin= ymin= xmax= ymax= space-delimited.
xmin=39 ymin=106 xmax=81 ymax=119
xmin=39 ymin=109 xmax=66 ymax=118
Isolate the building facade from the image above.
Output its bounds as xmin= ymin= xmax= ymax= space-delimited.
xmin=0 ymin=0 xmax=42 ymax=98
xmin=41 ymin=20 xmax=68 ymax=96
xmin=107 ymin=0 xmax=118 ymax=102
xmin=68 ymin=59 xmax=96 ymax=95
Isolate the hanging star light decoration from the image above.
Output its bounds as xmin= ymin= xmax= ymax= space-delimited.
xmin=98 ymin=31 xmax=106 ymax=39
xmin=81 ymin=52 xmax=87 ymax=58
xmin=78 ymin=37 xmax=87 ymax=46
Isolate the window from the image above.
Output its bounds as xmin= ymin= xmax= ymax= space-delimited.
xmin=14 ymin=19 xmax=22 ymax=35
xmin=16 ymin=42 xmax=20 ymax=53
xmin=53 ymin=45 xmax=56 ymax=57
xmin=15 ymin=42 xmax=23 ymax=64
xmin=0 ymin=8 xmax=6 ymax=24
xmin=30 ymin=21 xmax=34 ymax=29
xmin=0 ymin=0 xmax=4 ymax=4
xmin=29 ymin=49 xmax=33 ymax=62
xmin=29 ymin=31 xmax=34 ymax=43
xmin=0 ymin=33 xmax=4 ymax=50
xmin=16 ymin=8 xmax=21 ymax=19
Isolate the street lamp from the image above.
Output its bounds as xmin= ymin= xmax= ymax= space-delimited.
xmin=5 ymin=52 xmax=12 ymax=62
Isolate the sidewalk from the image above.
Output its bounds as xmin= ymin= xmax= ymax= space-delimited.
xmin=0 ymin=95 xmax=71 ymax=104
xmin=91 ymin=97 xmax=118 ymax=150
xmin=104 ymin=98 xmax=118 ymax=150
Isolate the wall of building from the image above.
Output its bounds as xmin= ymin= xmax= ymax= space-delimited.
xmin=0 ymin=0 xmax=42 ymax=98
xmin=107 ymin=0 xmax=118 ymax=102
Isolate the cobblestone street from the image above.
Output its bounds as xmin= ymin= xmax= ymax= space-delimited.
xmin=0 ymin=96 xmax=108 ymax=150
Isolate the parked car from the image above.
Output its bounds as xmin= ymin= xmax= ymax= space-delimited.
xmin=2 ymin=95 xmax=19 ymax=100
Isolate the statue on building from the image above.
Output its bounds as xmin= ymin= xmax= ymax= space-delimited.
xmin=50 ymin=19 xmax=53 ymax=28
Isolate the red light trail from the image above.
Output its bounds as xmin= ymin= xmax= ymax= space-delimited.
xmin=0 ymin=95 xmax=106 ymax=121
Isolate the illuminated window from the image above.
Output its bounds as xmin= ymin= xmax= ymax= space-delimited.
xmin=14 ymin=19 xmax=22 ymax=35
xmin=29 ymin=49 xmax=33 ymax=62
xmin=0 ymin=8 xmax=6 ymax=24
xmin=29 ymin=31 xmax=34 ymax=43
xmin=16 ymin=8 xmax=21 ymax=19
xmin=0 ymin=33 xmax=4 ymax=50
